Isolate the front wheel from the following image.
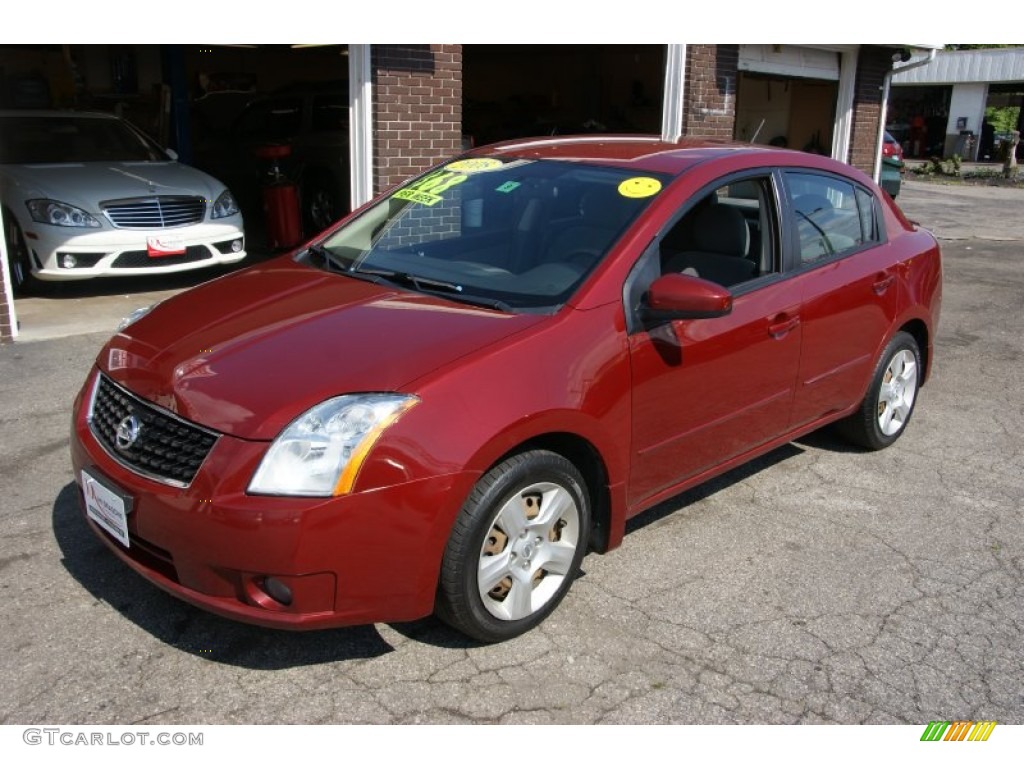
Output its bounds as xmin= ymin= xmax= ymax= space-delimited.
xmin=838 ymin=331 xmax=921 ymax=450
xmin=436 ymin=450 xmax=590 ymax=643
xmin=4 ymin=212 xmax=39 ymax=295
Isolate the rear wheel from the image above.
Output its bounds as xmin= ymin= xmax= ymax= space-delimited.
xmin=3 ymin=212 xmax=39 ymax=295
xmin=302 ymin=174 xmax=344 ymax=236
xmin=436 ymin=450 xmax=590 ymax=643
xmin=838 ymin=331 xmax=921 ymax=450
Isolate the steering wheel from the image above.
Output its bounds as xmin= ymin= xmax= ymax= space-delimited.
xmin=454 ymin=261 xmax=514 ymax=277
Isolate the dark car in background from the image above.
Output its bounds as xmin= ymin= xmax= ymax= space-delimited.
xmin=880 ymin=131 xmax=905 ymax=198
xmin=193 ymin=83 xmax=349 ymax=237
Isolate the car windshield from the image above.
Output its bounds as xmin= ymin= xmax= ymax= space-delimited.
xmin=308 ymin=157 xmax=670 ymax=312
xmin=0 ymin=115 xmax=167 ymax=164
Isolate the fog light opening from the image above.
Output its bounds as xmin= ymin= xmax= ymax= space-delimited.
xmin=262 ymin=576 xmax=293 ymax=606
xmin=61 ymin=253 xmax=78 ymax=269
xmin=231 ymin=239 xmax=243 ymax=253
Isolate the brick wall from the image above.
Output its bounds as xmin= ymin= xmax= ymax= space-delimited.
xmin=848 ymin=46 xmax=899 ymax=173
xmin=681 ymin=44 xmax=739 ymax=139
xmin=372 ymin=45 xmax=463 ymax=196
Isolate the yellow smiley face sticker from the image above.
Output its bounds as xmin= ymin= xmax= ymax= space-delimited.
xmin=446 ymin=158 xmax=504 ymax=173
xmin=618 ymin=176 xmax=662 ymax=199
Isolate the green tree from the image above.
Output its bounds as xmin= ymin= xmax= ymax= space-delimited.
xmin=986 ymin=106 xmax=1021 ymax=133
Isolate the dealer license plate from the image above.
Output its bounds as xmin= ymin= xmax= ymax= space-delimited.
xmin=82 ymin=470 xmax=131 ymax=548
xmin=146 ymin=236 xmax=186 ymax=257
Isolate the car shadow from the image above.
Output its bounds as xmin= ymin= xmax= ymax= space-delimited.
xmin=53 ymin=483 xmax=396 ymax=668
xmin=30 ymin=266 xmax=242 ymax=300
xmin=792 ymin=424 xmax=868 ymax=454
xmin=382 ymin=617 xmax=490 ymax=650
xmin=625 ymin=442 xmax=805 ymax=535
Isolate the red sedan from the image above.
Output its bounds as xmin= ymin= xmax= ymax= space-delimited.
xmin=70 ymin=137 xmax=942 ymax=642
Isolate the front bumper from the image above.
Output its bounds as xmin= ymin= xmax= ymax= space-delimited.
xmin=70 ymin=370 xmax=472 ymax=630
xmin=21 ymin=215 xmax=246 ymax=281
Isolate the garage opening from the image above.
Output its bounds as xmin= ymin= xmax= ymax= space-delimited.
xmin=462 ymin=45 xmax=665 ymax=147
xmin=982 ymin=84 xmax=1024 ymax=162
xmin=186 ymin=45 xmax=351 ymax=234
xmin=733 ymin=72 xmax=837 ymax=154
xmin=887 ymin=85 xmax=953 ymax=159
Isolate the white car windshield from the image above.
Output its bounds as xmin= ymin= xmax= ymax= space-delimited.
xmin=306 ymin=157 xmax=669 ymax=312
xmin=0 ymin=115 xmax=167 ymax=164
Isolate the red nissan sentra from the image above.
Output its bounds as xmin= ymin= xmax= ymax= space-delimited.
xmin=70 ymin=137 xmax=942 ymax=642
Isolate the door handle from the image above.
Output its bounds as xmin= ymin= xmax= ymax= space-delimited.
xmin=768 ymin=315 xmax=800 ymax=339
xmin=872 ymin=274 xmax=895 ymax=295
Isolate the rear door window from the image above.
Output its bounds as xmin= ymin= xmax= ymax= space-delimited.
xmin=784 ymin=172 xmax=881 ymax=267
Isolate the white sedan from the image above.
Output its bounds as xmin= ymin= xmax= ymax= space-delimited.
xmin=1 ymin=110 xmax=246 ymax=294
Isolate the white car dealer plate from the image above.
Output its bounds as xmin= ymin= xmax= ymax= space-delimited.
xmin=146 ymin=236 xmax=186 ymax=257
xmin=82 ymin=470 xmax=131 ymax=547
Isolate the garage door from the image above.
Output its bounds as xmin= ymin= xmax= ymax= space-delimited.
xmin=739 ymin=45 xmax=840 ymax=81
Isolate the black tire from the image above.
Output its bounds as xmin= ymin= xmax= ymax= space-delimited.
xmin=436 ymin=450 xmax=590 ymax=643
xmin=301 ymin=173 xmax=344 ymax=236
xmin=838 ymin=331 xmax=921 ymax=450
xmin=3 ymin=211 xmax=40 ymax=296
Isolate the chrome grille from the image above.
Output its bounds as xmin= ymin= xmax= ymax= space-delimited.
xmin=102 ymin=196 xmax=206 ymax=229
xmin=88 ymin=374 xmax=219 ymax=487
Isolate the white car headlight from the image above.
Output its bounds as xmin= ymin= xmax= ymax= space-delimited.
xmin=26 ymin=199 xmax=101 ymax=228
xmin=211 ymin=190 xmax=240 ymax=219
xmin=249 ymin=394 xmax=418 ymax=497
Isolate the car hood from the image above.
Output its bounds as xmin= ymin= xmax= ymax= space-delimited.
xmin=1 ymin=161 xmax=228 ymax=209
xmin=98 ymin=259 xmax=546 ymax=440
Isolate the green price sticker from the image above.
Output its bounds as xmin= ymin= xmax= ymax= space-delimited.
xmin=393 ymin=169 xmax=469 ymax=206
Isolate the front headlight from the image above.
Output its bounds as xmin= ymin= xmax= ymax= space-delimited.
xmin=248 ymin=394 xmax=418 ymax=497
xmin=211 ymin=189 xmax=240 ymax=219
xmin=26 ymin=199 xmax=101 ymax=228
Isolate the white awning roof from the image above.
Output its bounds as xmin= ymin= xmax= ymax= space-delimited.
xmin=892 ymin=48 xmax=1024 ymax=85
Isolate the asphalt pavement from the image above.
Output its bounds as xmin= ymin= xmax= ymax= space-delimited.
xmin=0 ymin=179 xmax=1022 ymax=725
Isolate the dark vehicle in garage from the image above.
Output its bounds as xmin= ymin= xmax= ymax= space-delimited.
xmin=193 ymin=83 xmax=349 ymax=238
xmin=71 ymin=136 xmax=942 ymax=643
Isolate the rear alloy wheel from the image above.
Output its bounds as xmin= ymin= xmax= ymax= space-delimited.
xmin=839 ymin=331 xmax=921 ymax=450
xmin=3 ymin=212 xmax=39 ymax=295
xmin=302 ymin=176 xmax=343 ymax=236
xmin=436 ymin=450 xmax=589 ymax=643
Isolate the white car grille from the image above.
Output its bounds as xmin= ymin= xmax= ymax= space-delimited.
xmin=102 ymin=196 xmax=206 ymax=229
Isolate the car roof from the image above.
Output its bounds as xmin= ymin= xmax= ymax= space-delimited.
xmin=470 ymin=135 xmax=827 ymax=177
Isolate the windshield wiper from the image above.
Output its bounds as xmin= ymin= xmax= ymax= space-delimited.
xmin=305 ymin=243 xmax=350 ymax=273
xmin=350 ymin=267 xmax=512 ymax=312
xmin=351 ymin=266 xmax=461 ymax=293
xmin=443 ymin=294 xmax=514 ymax=312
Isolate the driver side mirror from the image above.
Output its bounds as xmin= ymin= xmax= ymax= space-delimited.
xmin=641 ymin=273 xmax=733 ymax=323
